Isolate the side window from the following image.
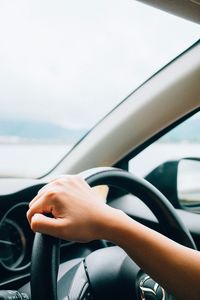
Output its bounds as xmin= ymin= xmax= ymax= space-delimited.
xmin=129 ymin=111 xmax=200 ymax=210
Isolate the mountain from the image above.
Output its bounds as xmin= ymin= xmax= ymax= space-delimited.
xmin=0 ymin=118 xmax=87 ymax=144
xmin=0 ymin=115 xmax=199 ymax=144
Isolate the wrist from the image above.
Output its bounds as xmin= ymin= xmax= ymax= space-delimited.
xmin=96 ymin=206 xmax=130 ymax=243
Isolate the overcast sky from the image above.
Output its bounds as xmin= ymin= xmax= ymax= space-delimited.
xmin=0 ymin=0 xmax=199 ymax=128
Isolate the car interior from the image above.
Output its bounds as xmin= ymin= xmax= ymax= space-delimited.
xmin=0 ymin=0 xmax=199 ymax=299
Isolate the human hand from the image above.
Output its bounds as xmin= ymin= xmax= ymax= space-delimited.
xmin=27 ymin=175 xmax=119 ymax=242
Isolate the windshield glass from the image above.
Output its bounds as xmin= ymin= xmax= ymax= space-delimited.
xmin=0 ymin=0 xmax=199 ymax=178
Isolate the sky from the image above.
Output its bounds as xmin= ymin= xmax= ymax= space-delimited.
xmin=0 ymin=0 xmax=199 ymax=129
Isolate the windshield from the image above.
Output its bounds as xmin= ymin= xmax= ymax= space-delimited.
xmin=0 ymin=0 xmax=199 ymax=178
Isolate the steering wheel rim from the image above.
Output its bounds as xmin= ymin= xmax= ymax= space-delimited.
xmin=30 ymin=167 xmax=196 ymax=300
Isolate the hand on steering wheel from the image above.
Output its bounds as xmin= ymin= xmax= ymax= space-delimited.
xmin=27 ymin=167 xmax=196 ymax=300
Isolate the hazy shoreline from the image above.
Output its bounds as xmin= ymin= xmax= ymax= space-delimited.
xmin=0 ymin=142 xmax=199 ymax=178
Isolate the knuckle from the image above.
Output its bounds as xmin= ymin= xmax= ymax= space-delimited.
xmin=53 ymin=179 xmax=63 ymax=187
xmin=45 ymin=190 xmax=56 ymax=199
xmin=65 ymin=176 xmax=75 ymax=184
xmin=67 ymin=175 xmax=85 ymax=187
xmin=53 ymin=176 xmax=75 ymax=187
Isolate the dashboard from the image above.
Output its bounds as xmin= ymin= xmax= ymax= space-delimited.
xmin=0 ymin=203 xmax=32 ymax=271
xmin=0 ymin=181 xmax=43 ymax=289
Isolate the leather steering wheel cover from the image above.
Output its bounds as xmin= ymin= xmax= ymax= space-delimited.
xmin=30 ymin=167 xmax=196 ymax=300
xmin=31 ymin=234 xmax=60 ymax=300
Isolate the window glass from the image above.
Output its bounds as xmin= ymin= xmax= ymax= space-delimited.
xmin=129 ymin=111 xmax=200 ymax=208
xmin=0 ymin=0 xmax=199 ymax=177
xmin=129 ymin=112 xmax=200 ymax=177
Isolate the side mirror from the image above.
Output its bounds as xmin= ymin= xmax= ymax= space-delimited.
xmin=145 ymin=157 xmax=200 ymax=211
xmin=177 ymin=158 xmax=200 ymax=211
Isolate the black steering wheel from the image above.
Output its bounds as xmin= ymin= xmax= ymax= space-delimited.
xmin=30 ymin=167 xmax=196 ymax=300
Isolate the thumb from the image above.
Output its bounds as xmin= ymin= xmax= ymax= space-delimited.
xmin=31 ymin=213 xmax=62 ymax=237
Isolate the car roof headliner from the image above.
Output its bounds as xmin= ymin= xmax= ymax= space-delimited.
xmin=136 ymin=0 xmax=200 ymax=24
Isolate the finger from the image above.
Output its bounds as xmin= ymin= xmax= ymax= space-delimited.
xmin=27 ymin=193 xmax=52 ymax=224
xmin=29 ymin=182 xmax=56 ymax=207
xmin=30 ymin=213 xmax=64 ymax=238
xmin=29 ymin=191 xmax=43 ymax=208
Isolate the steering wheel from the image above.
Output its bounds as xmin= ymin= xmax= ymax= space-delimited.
xmin=30 ymin=167 xmax=196 ymax=300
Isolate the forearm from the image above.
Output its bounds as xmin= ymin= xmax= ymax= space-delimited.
xmin=102 ymin=209 xmax=200 ymax=300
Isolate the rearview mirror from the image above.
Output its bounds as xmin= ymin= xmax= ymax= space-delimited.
xmin=177 ymin=158 xmax=200 ymax=211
